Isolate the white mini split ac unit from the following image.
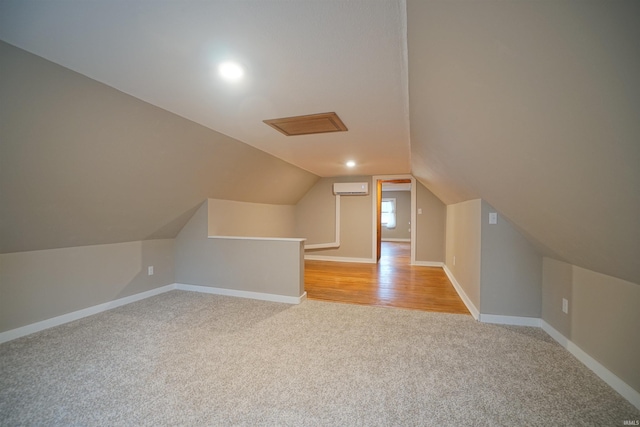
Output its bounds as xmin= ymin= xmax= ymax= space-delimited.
xmin=333 ymin=182 xmax=369 ymax=195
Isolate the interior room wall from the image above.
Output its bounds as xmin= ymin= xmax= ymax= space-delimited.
xmin=542 ymin=257 xmax=573 ymax=338
xmin=297 ymin=175 xmax=447 ymax=263
xmin=480 ymin=200 xmax=542 ymax=318
xmin=571 ymin=266 xmax=640 ymax=394
xmin=0 ymin=239 xmax=174 ymax=332
xmin=176 ymin=201 xmax=304 ymax=299
xmin=415 ymin=181 xmax=446 ymax=263
xmin=445 ymin=199 xmax=482 ymax=312
xmin=208 ymin=199 xmax=296 ymax=238
xmin=295 ymin=176 xmax=373 ymax=261
xmin=542 ymin=258 xmax=640 ymax=395
xmin=0 ymin=40 xmax=316 ymax=336
xmin=407 ymin=0 xmax=640 ymax=286
xmin=381 ymin=190 xmax=411 ymax=241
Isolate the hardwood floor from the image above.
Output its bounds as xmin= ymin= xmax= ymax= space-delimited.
xmin=305 ymin=242 xmax=470 ymax=314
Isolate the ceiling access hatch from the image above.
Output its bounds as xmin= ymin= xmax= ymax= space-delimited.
xmin=263 ymin=112 xmax=348 ymax=136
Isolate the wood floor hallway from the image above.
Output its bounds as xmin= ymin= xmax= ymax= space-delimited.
xmin=305 ymin=242 xmax=470 ymax=314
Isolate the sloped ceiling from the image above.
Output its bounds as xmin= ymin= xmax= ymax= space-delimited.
xmin=0 ymin=0 xmax=410 ymax=177
xmin=0 ymin=41 xmax=318 ymax=253
xmin=407 ymin=0 xmax=640 ymax=284
xmin=0 ymin=1 xmax=638 ymax=286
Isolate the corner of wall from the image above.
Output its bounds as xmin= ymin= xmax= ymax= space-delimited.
xmin=0 ymin=239 xmax=176 ymax=334
xmin=296 ymin=176 xmax=374 ymax=260
xmin=415 ymin=180 xmax=446 ymax=263
xmin=444 ymin=199 xmax=482 ymax=311
xmin=479 ymin=201 xmax=542 ymax=318
xmin=541 ymin=257 xmax=572 ymax=338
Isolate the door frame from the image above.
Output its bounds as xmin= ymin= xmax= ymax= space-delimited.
xmin=371 ymin=174 xmax=416 ymax=264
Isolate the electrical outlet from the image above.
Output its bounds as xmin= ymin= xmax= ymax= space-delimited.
xmin=562 ymin=298 xmax=568 ymax=314
xmin=148 ymin=266 xmax=154 ymax=276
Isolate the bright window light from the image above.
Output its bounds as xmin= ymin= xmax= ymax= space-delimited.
xmin=381 ymin=198 xmax=397 ymax=229
xmin=218 ymin=62 xmax=244 ymax=81
xmin=346 ymin=160 xmax=356 ymax=168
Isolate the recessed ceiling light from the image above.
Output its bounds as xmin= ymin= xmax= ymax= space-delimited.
xmin=346 ymin=160 xmax=356 ymax=168
xmin=218 ymin=61 xmax=244 ymax=81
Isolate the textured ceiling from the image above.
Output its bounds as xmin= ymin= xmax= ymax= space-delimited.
xmin=0 ymin=0 xmax=410 ymax=177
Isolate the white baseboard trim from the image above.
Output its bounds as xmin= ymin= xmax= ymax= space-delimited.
xmin=382 ymin=238 xmax=411 ymax=242
xmin=540 ymin=319 xmax=570 ymax=347
xmin=175 ymin=283 xmax=307 ymax=305
xmin=0 ymin=284 xmax=176 ymax=344
xmin=0 ymin=282 xmax=307 ymax=344
xmin=412 ymin=261 xmax=444 ymax=267
xmin=304 ymin=255 xmax=376 ymax=264
xmin=441 ymin=267 xmax=540 ymax=328
xmin=541 ymin=321 xmax=640 ymax=410
xmin=479 ymin=314 xmax=541 ymax=327
xmin=442 ymin=265 xmax=480 ymax=320
xmin=3 ymin=280 xmax=636 ymax=410
xmin=434 ymin=266 xmax=639 ymax=410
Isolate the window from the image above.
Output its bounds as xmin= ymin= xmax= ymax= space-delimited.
xmin=381 ymin=198 xmax=396 ymax=229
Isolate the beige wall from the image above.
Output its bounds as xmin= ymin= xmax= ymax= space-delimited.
xmin=542 ymin=258 xmax=640 ymax=394
xmin=208 ymin=199 xmax=296 ymax=238
xmin=445 ymin=199 xmax=482 ymax=310
xmin=572 ymin=266 xmax=640 ymax=393
xmin=1 ymin=195 xmax=304 ymax=334
xmin=408 ymin=0 xmax=640 ymax=285
xmin=381 ymin=190 xmax=411 ymax=241
xmin=480 ymin=201 xmax=541 ymax=317
xmin=445 ymin=199 xmax=542 ymax=318
xmin=542 ymin=258 xmax=573 ymax=338
xmin=0 ymin=239 xmax=174 ymax=332
xmin=0 ymin=41 xmax=318 ymax=255
xmin=297 ymin=175 xmax=446 ymax=263
xmin=176 ymin=202 xmax=304 ymax=298
xmin=415 ymin=181 xmax=446 ymax=263
xmin=296 ymin=176 xmax=373 ymax=260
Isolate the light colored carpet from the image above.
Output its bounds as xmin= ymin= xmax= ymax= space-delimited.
xmin=1 ymin=290 xmax=638 ymax=426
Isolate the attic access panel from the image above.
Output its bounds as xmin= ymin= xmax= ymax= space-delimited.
xmin=263 ymin=112 xmax=347 ymax=136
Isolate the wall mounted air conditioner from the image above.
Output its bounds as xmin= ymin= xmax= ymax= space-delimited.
xmin=333 ymin=182 xmax=369 ymax=195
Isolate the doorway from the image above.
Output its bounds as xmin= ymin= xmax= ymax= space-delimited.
xmin=372 ymin=175 xmax=416 ymax=264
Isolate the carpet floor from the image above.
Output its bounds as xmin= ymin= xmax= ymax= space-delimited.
xmin=1 ymin=290 xmax=638 ymax=426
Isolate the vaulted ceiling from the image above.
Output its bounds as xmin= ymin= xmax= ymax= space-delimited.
xmin=407 ymin=0 xmax=639 ymax=285
xmin=0 ymin=0 xmax=638 ymax=284
xmin=0 ymin=0 xmax=410 ymax=177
